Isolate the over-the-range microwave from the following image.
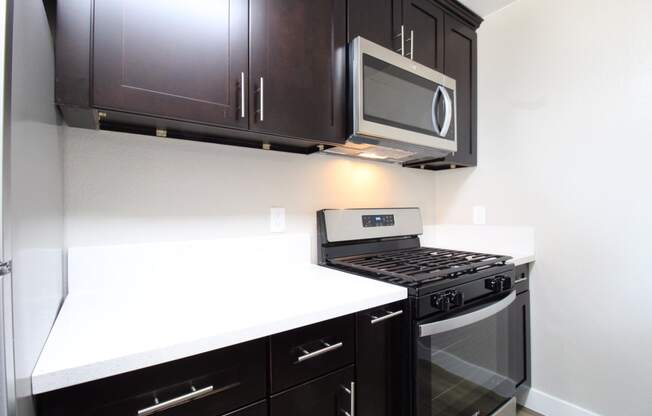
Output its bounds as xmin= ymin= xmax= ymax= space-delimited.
xmin=325 ymin=36 xmax=457 ymax=163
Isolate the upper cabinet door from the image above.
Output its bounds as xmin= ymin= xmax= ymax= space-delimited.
xmin=402 ymin=0 xmax=445 ymax=71
xmin=347 ymin=0 xmax=401 ymax=50
xmin=93 ymin=0 xmax=249 ymax=128
xmin=250 ymin=0 xmax=347 ymax=142
xmin=444 ymin=15 xmax=477 ymax=166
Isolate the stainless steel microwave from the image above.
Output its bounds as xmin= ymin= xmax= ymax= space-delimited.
xmin=325 ymin=37 xmax=457 ymax=163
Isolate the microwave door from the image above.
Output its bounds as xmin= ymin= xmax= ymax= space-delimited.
xmin=351 ymin=37 xmax=457 ymax=153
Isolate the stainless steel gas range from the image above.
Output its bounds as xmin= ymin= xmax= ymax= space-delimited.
xmin=318 ymin=208 xmax=518 ymax=416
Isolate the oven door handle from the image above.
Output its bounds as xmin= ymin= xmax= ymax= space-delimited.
xmin=418 ymin=291 xmax=516 ymax=337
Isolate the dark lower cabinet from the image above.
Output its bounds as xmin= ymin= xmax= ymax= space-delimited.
xmin=270 ymin=315 xmax=355 ymax=393
xmin=270 ymin=366 xmax=355 ymax=416
xmin=92 ymin=0 xmax=249 ymax=128
xmin=224 ymin=401 xmax=268 ymax=416
xmin=356 ymin=301 xmax=409 ymax=416
xmin=402 ymin=0 xmax=445 ymax=72
xmin=509 ymin=291 xmax=531 ymax=389
xmin=249 ymin=0 xmax=347 ymax=142
xmin=37 ymin=339 xmax=267 ymax=416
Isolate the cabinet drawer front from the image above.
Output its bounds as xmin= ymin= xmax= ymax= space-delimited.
xmin=38 ymin=339 xmax=267 ymax=416
xmin=270 ymin=315 xmax=355 ymax=393
xmin=270 ymin=366 xmax=354 ymax=416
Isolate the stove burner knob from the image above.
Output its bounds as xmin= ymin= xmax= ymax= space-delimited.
xmin=485 ymin=276 xmax=512 ymax=293
xmin=451 ymin=291 xmax=465 ymax=307
xmin=432 ymin=294 xmax=451 ymax=312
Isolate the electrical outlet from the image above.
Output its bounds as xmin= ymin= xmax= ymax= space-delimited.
xmin=473 ymin=206 xmax=486 ymax=225
xmin=270 ymin=207 xmax=286 ymax=233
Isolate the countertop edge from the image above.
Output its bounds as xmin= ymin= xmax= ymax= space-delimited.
xmin=31 ymin=287 xmax=406 ymax=395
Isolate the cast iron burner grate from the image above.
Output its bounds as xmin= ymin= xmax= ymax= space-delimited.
xmin=329 ymin=247 xmax=511 ymax=287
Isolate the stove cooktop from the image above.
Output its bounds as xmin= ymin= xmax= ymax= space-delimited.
xmin=318 ymin=208 xmax=514 ymax=297
xmin=329 ymin=247 xmax=511 ymax=287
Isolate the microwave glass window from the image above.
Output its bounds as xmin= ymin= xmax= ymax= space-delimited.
xmin=362 ymin=54 xmax=455 ymax=141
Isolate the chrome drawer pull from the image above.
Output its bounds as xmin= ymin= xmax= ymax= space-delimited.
xmin=296 ymin=341 xmax=343 ymax=363
xmin=514 ymin=277 xmax=528 ymax=284
xmin=137 ymin=385 xmax=215 ymax=416
xmin=340 ymin=381 xmax=355 ymax=416
xmin=370 ymin=309 xmax=403 ymax=325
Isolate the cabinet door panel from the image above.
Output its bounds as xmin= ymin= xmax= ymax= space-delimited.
xmin=402 ymin=0 xmax=444 ymax=71
xmin=270 ymin=366 xmax=354 ymax=416
xmin=93 ymin=0 xmax=248 ymax=128
xmin=348 ymin=0 xmax=401 ymax=50
xmin=444 ymin=15 xmax=477 ymax=166
xmin=250 ymin=0 xmax=347 ymax=142
xmin=356 ymin=301 xmax=409 ymax=416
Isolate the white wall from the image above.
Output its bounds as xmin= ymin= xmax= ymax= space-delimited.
xmin=8 ymin=0 xmax=65 ymax=415
xmin=435 ymin=1 xmax=652 ymax=415
xmin=64 ymin=127 xmax=438 ymax=259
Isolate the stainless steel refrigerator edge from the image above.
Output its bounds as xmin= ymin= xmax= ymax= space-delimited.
xmin=2 ymin=0 xmax=65 ymax=415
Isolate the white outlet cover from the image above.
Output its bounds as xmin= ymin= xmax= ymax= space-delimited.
xmin=270 ymin=207 xmax=286 ymax=233
xmin=473 ymin=206 xmax=486 ymax=225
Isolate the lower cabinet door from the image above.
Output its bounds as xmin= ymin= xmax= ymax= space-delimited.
xmin=270 ymin=366 xmax=354 ymax=416
xmin=356 ymin=301 xmax=409 ymax=416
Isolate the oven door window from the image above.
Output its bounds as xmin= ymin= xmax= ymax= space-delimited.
xmin=416 ymin=293 xmax=516 ymax=416
xmin=362 ymin=54 xmax=455 ymax=141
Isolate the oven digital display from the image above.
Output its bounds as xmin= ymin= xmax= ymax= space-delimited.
xmin=362 ymin=214 xmax=395 ymax=228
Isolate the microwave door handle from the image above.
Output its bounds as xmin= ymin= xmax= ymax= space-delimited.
xmin=418 ymin=291 xmax=516 ymax=337
xmin=440 ymin=87 xmax=453 ymax=137
xmin=431 ymin=87 xmax=443 ymax=135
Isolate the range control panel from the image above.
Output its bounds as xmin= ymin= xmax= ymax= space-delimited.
xmin=362 ymin=214 xmax=395 ymax=228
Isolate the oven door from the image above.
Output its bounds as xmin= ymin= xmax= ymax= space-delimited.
xmin=415 ymin=291 xmax=517 ymax=416
xmin=350 ymin=37 xmax=457 ymax=152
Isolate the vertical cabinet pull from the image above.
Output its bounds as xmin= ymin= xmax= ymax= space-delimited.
xmin=340 ymin=382 xmax=355 ymax=416
xmin=395 ymin=25 xmax=405 ymax=56
xmin=409 ymin=30 xmax=414 ymax=60
xmin=256 ymin=77 xmax=265 ymax=122
xmin=240 ymin=72 xmax=246 ymax=119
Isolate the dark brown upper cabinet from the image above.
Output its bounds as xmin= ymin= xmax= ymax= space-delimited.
xmin=442 ymin=14 xmax=478 ymax=167
xmin=402 ymin=0 xmax=445 ymax=72
xmin=347 ymin=0 xmax=401 ymax=50
xmin=93 ymin=0 xmax=249 ymax=128
xmin=249 ymin=0 xmax=347 ymax=142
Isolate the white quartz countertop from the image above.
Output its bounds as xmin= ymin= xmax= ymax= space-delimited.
xmin=421 ymin=225 xmax=536 ymax=266
xmin=32 ymin=236 xmax=407 ymax=395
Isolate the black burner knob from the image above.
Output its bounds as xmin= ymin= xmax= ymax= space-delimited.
xmin=432 ymin=294 xmax=451 ymax=312
xmin=485 ymin=276 xmax=512 ymax=293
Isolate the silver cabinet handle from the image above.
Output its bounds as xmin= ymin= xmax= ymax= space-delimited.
xmin=240 ymin=72 xmax=246 ymax=119
xmin=394 ymin=25 xmax=405 ymax=56
xmin=256 ymin=77 xmax=264 ymax=122
xmin=419 ymin=291 xmax=516 ymax=337
xmin=137 ymin=385 xmax=215 ymax=416
xmin=406 ymin=29 xmax=414 ymax=59
xmin=431 ymin=85 xmax=453 ymax=137
xmin=340 ymin=382 xmax=355 ymax=416
xmin=370 ymin=309 xmax=403 ymax=325
xmin=296 ymin=341 xmax=343 ymax=363
xmin=514 ymin=277 xmax=528 ymax=284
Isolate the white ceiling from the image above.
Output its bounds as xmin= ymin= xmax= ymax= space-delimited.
xmin=458 ymin=0 xmax=518 ymax=17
